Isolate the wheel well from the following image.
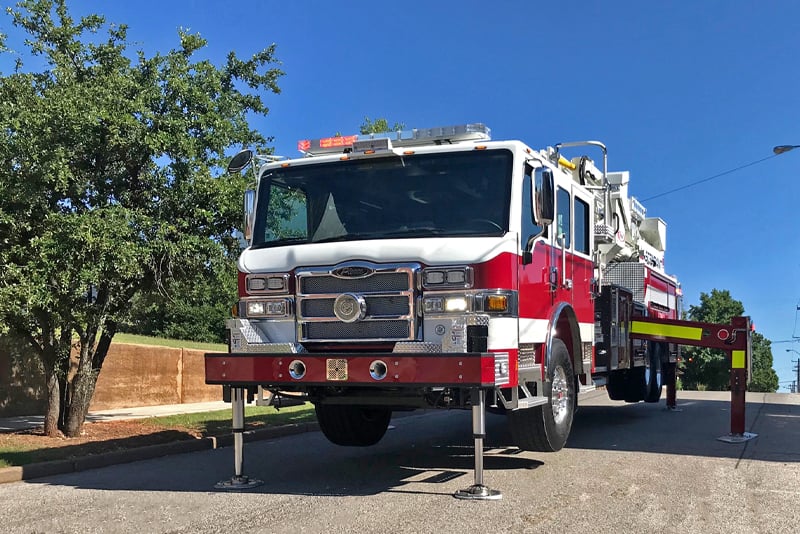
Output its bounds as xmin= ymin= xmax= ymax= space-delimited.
xmin=550 ymin=304 xmax=582 ymax=376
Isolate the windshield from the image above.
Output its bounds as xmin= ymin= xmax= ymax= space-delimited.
xmin=251 ymin=149 xmax=513 ymax=248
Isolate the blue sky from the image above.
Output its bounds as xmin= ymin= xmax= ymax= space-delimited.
xmin=4 ymin=1 xmax=800 ymax=389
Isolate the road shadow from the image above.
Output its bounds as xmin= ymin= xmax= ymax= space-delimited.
xmin=564 ymin=395 xmax=800 ymax=463
xmin=18 ymin=393 xmax=800 ymax=495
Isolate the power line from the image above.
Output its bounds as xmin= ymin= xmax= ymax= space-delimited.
xmin=641 ymin=154 xmax=777 ymax=202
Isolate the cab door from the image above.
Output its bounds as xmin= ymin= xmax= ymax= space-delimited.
xmin=570 ymin=185 xmax=594 ymax=326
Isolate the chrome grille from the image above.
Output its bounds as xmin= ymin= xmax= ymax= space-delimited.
xmin=305 ymin=321 xmax=411 ymax=340
xmin=301 ymin=296 xmax=410 ymax=318
xmin=296 ymin=263 xmax=418 ymax=342
xmin=300 ymin=272 xmax=409 ymax=294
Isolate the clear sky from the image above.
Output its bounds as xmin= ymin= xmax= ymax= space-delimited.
xmin=4 ymin=1 xmax=800 ymax=390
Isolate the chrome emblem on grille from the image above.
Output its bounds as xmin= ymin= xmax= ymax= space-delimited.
xmin=332 ymin=265 xmax=374 ymax=279
xmin=333 ymin=293 xmax=367 ymax=323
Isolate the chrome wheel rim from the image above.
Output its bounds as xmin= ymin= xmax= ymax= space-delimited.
xmin=551 ymin=366 xmax=570 ymax=425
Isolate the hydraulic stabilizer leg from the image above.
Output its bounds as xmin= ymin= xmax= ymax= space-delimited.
xmin=664 ymin=361 xmax=679 ymax=411
xmin=454 ymin=388 xmax=501 ymax=500
xmin=214 ymin=387 xmax=263 ymax=490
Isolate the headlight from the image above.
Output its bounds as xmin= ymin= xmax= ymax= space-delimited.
xmin=423 ymin=295 xmax=469 ymax=314
xmin=246 ymin=273 xmax=290 ymax=294
xmin=245 ymin=299 xmax=291 ymax=317
xmin=445 ymin=297 xmax=468 ymax=312
xmin=422 ymin=266 xmax=473 ymax=289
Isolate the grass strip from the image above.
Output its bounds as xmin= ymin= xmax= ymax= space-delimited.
xmin=0 ymin=404 xmax=316 ymax=468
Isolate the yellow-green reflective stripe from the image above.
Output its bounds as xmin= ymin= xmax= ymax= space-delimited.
xmin=732 ymin=350 xmax=745 ymax=369
xmin=630 ymin=321 xmax=703 ymax=341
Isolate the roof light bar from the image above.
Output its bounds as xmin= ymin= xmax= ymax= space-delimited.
xmin=297 ymin=123 xmax=491 ymax=156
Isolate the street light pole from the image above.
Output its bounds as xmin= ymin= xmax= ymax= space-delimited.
xmin=786 ymin=349 xmax=800 ymax=393
xmin=773 ymin=145 xmax=800 ymax=155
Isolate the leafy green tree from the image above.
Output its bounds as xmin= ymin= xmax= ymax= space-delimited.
xmin=748 ymin=332 xmax=779 ymax=392
xmin=359 ymin=116 xmax=404 ymax=134
xmin=0 ymin=0 xmax=283 ymax=437
xmin=681 ymin=289 xmax=778 ymax=392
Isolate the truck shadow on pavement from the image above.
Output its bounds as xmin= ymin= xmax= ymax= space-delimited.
xmin=20 ymin=394 xmax=800 ymax=496
xmin=565 ymin=396 xmax=800 ymax=463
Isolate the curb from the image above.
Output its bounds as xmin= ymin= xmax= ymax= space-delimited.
xmin=0 ymin=422 xmax=320 ymax=485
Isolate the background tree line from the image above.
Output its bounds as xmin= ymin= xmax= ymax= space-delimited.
xmin=680 ymin=289 xmax=778 ymax=392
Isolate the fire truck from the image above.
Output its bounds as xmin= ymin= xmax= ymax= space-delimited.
xmin=205 ymin=123 xmax=691 ymax=498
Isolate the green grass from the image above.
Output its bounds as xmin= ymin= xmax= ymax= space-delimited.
xmin=0 ymin=404 xmax=316 ymax=468
xmin=112 ymin=333 xmax=227 ymax=352
xmin=141 ymin=403 xmax=316 ymax=434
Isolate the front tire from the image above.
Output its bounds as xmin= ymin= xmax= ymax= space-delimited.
xmin=509 ymin=338 xmax=575 ymax=452
xmin=315 ymin=404 xmax=391 ymax=447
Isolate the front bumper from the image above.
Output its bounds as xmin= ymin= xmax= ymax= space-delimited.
xmin=205 ymin=351 xmax=511 ymax=388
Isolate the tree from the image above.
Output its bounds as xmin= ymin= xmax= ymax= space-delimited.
xmin=359 ymin=116 xmax=404 ymax=134
xmin=0 ymin=0 xmax=283 ymax=437
xmin=748 ymin=332 xmax=779 ymax=392
xmin=680 ymin=289 xmax=778 ymax=392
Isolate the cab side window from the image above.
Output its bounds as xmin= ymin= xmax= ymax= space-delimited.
xmin=522 ymin=174 xmax=543 ymax=240
xmin=556 ymin=187 xmax=571 ymax=248
xmin=574 ymin=196 xmax=590 ymax=255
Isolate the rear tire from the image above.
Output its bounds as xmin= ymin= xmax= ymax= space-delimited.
xmin=509 ymin=339 xmax=575 ymax=452
xmin=644 ymin=342 xmax=664 ymax=403
xmin=315 ymin=404 xmax=391 ymax=446
xmin=623 ymin=367 xmax=646 ymax=402
xmin=606 ymin=370 xmax=628 ymax=401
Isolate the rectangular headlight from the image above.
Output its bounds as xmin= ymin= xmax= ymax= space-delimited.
xmin=245 ymin=299 xmax=289 ymax=317
xmin=423 ymin=297 xmax=444 ymax=313
xmin=444 ymin=297 xmax=468 ymax=312
xmin=424 ymin=271 xmax=445 ymax=285
xmin=246 ymin=274 xmax=289 ymax=294
xmin=247 ymin=301 xmax=266 ymax=316
xmin=422 ymin=295 xmax=470 ymax=314
xmin=446 ymin=270 xmax=466 ymax=284
xmin=267 ymin=277 xmax=287 ymax=291
xmin=422 ymin=266 xmax=473 ymax=289
xmin=248 ymin=278 xmax=267 ymax=291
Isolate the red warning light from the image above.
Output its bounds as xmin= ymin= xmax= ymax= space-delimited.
xmin=319 ymin=135 xmax=357 ymax=149
xmin=298 ymin=139 xmax=311 ymax=151
xmin=717 ymin=329 xmax=730 ymax=341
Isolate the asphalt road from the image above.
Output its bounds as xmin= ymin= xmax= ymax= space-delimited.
xmin=1 ymin=390 xmax=798 ymax=534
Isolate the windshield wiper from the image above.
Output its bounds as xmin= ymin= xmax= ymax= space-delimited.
xmin=251 ymin=237 xmax=308 ymax=249
xmin=312 ymin=229 xmax=448 ymax=244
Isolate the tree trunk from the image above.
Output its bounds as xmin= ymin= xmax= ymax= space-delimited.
xmin=62 ymin=320 xmax=116 ymax=438
xmin=42 ymin=360 xmax=62 ymax=438
xmin=63 ymin=343 xmax=98 ymax=437
xmin=63 ymin=369 xmax=98 ymax=437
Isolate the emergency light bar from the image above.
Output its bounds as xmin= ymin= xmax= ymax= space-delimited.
xmin=297 ymin=123 xmax=491 ymax=156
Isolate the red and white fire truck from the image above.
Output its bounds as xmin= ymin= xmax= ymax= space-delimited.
xmin=205 ymin=123 xmax=688 ymax=498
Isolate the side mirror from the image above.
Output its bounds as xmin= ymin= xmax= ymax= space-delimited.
xmin=534 ymin=167 xmax=554 ymax=226
xmin=243 ymin=189 xmax=256 ymax=241
xmin=228 ymin=149 xmax=254 ymax=174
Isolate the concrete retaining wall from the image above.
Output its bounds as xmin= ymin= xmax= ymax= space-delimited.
xmin=0 ymin=339 xmax=224 ymax=416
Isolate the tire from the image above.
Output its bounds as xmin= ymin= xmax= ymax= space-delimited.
xmin=623 ymin=367 xmax=646 ymax=402
xmin=606 ymin=370 xmax=628 ymax=401
xmin=509 ymin=338 xmax=575 ymax=452
xmin=314 ymin=404 xmax=391 ymax=446
xmin=644 ymin=342 xmax=664 ymax=403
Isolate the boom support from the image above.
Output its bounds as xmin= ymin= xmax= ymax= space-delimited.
xmin=630 ymin=315 xmax=755 ymax=441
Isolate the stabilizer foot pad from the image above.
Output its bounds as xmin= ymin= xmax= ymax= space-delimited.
xmin=454 ymin=484 xmax=502 ymax=501
xmin=214 ymin=475 xmax=264 ymax=491
xmin=717 ymin=432 xmax=758 ymax=444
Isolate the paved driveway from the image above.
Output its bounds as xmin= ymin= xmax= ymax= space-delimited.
xmin=0 ymin=390 xmax=798 ymax=533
